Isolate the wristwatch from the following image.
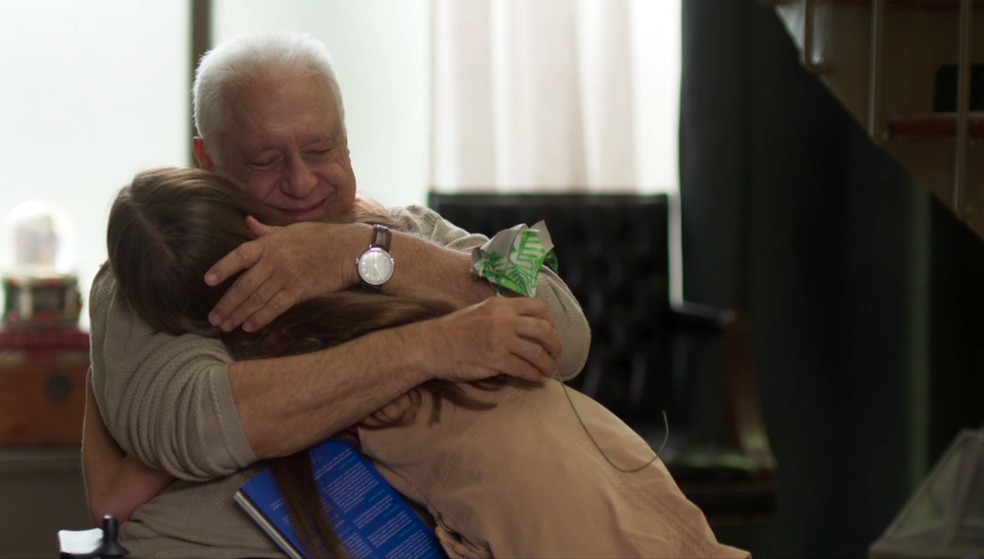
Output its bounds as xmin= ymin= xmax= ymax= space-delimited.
xmin=356 ymin=223 xmax=394 ymax=292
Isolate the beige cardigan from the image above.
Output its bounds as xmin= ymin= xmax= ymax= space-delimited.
xmin=89 ymin=205 xmax=591 ymax=558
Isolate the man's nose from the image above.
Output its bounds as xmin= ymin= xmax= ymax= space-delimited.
xmin=281 ymin=153 xmax=317 ymax=197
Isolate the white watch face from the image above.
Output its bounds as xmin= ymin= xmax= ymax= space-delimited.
xmin=358 ymin=247 xmax=394 ymax=286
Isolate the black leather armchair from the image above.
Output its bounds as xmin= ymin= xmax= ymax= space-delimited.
xmin=428 ymin=192 xmax=777 ymax=524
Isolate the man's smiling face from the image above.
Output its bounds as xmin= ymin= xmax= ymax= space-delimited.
xmin=200 ymin=71 xmax=357 ymax=224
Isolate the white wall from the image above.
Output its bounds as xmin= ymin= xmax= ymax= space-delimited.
xmin=0 ymin=1 xmax=189 ymax=329
xmin=1 ymin=1 xmax=680 ymax=329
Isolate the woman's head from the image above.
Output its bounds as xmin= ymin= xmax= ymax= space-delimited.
xmin=108 ymin=167 xmax=274 ymax=337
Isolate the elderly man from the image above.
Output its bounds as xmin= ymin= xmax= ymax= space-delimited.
xmin=86 ymin=31 xmax=589 ymax=556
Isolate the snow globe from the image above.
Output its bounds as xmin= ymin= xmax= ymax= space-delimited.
xmin=1 ymin=200 xmax=81 ymax=329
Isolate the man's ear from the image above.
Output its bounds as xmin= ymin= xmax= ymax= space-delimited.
xmin=193 ymin=137 xmax=216 ymax=170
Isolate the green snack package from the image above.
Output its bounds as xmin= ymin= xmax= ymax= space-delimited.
xmin=471 ymin=220 xmax=558 ymax=297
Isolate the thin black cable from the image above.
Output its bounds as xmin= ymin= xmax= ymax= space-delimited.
xmin=556 ymin=371 xmax=668 ymax=474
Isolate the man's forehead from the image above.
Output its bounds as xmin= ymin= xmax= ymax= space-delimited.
xmin=236 ymin=115 xmax=343 ymax=145
xmin=227 ymin=81 xmax=344 ymax=151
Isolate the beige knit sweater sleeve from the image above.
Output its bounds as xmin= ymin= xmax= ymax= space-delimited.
xmin=89 ymin=263 xmax=257 ymax=481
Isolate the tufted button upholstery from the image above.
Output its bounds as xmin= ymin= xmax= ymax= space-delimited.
xmin=430 ymin=194 xmax=671 ymax=418
xmin=429 ymin=192 xmax=777 ymax=524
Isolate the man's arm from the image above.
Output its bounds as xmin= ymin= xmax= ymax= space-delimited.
xmin=92 ymin=206 xmax=585 ymax=477
xmin=205 ymin=220 xmax=494 ymax=332
xmin=90 ymin=265 xmax=257 ymax=480
xmin=83 ymin=368 xmax=173 ymax=524
xmin=206 ymin=206 xmax=591 ymax=378
xmin=230 ymin=296 xmax=562 ymax=458
xmin=92 ymin=264 xmax=561 ymax=477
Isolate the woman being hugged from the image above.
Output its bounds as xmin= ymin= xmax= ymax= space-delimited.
xmin=93 ymin=167 xmax=747 ymax=559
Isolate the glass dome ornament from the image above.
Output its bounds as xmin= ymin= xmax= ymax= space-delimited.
xmin=1 ymin=200 xmax=82 ymax=329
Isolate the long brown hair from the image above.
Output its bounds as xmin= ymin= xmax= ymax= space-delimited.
xmin=107 ymin=167 xmax=532 ymax=557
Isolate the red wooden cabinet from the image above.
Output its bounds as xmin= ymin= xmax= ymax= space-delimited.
xmin=0 ymin=328 xmax=89 ymax=447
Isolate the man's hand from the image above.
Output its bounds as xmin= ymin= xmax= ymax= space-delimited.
xmin=205 ymin=217 xmax=365 ymax=332
xmin=415 ymin=297 xmax=563 ymax=383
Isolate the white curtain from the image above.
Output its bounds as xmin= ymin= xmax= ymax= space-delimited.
xmin=430 ymin=0 xmax=680 ymax=193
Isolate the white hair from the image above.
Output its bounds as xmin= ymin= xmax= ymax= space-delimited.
xmin=192 ymin=31 xmax=345 ymax=155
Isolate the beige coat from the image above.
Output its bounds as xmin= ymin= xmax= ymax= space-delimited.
xmin=362 ymin=381 xmax=749 ymax=559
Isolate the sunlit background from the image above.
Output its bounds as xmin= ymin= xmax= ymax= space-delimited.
xmin=0 ymin=0 xmax=680 ymax=329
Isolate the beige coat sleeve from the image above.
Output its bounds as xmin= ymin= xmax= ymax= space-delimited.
xmin=88 ymin=264 xmax=257 ymax=481
xmin=389 ymin=205 xmax=591 ymax=380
